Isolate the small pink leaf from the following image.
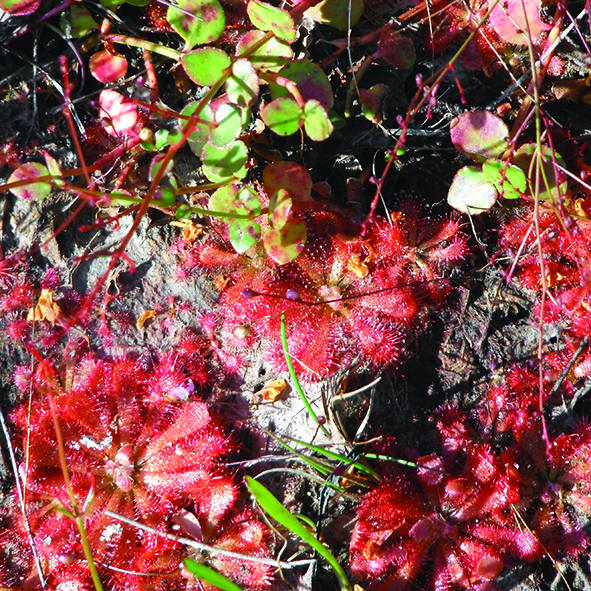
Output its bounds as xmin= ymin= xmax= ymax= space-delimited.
xmin=263 ymin=218 xmax=307 ymax=264
xmin=89 ymin=50 xmax=128 ymax=84
xmin=269 ymin=188 xmax=292 ymax=230
xmin=0 ymin=0 xmax=40 ymax=15
xmin=8 ymin=162 xmax=51 ymax=201
xmin=488 ymin=0 xmax=550 ymax=45
xmin=99 ymin=90 xmax=138 ymax=137
xmin=263 ymin=161 xmax=313 ymax=203
xmin=374 ymin=31 xmax=415 ymax=69
xmin=450 ymin=111 xmax=509 ymax=162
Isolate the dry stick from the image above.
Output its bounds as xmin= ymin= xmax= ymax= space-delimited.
xmin=104 ymin=510 xmax=315 ymax=569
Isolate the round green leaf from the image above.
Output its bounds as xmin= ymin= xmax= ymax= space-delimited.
xmin=261 ymin=98 xmax=303 ymax=136
xmin=447 ymin=166 xmax=497 ymax=215
xmin=513 ymin=144 xmax=568 ymax=202
xmin=202 ymin=140 xmax=248 ymax=182
xmin=167 ymin=0 xmax=226 ymax=49
xmin=63 ymin=6 xmax=97 ymax=37
xmin=482 ymin=159 xmax=527 ymax=200
xmin=226 ymin=59 xmax=259 ymax=107
xmin=236 ymin=30 xmax=293 ymax=73
xmin=8 ymin=162 xmax=52 ymax=201
xmin=269 ymin=188 xmax=292 ymax=230
xmin=247 ymin=0 xmax=297 ymax=42
xmin=263 ymin=218 xmax=307 ymax=264
xmin=238 ymin=186 xmax=262 ymax=216
xmin=182 ymin=48 xmax=231 ymax=86
xmin=374 ymin=31 xmax=415 ymax=69
xmin=305 ymin=0 xmax=364 ymax=30
xmin=303 ymin=100 xmax=334 ymax=141
xmin=450 ymin=110 xmax=509 ymax=162
xmin=229 ymin=219 xmax=262 ymax=253
xmin=211 ymin=103 xmax=244 ymax=148
xmin=210 ymin=184 xmax=261 ymax=216
xmin=173 ymin=103 xmax=216 ymax=154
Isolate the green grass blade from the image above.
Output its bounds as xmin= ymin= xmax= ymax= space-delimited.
xmin=246 ymin=476 xmax=351 ymax=591
xmin=184 ymin=559 xmax=243 ymax=591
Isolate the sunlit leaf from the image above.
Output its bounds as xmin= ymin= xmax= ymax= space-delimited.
xmin=202 ymin=140 xmax=248 ymax=182
xmin=210 ymin=184 xmax=261 ymax=216
xmin=488 ymin=0 xmax=550 ymax=45
xmin=269 ymin=188 xmax=292 ymax=230
xmin=211 ymin=103 xmax=244 ymax=148
xmin=167 ymin=0 xmax=226 ymax=49
xmin=99 ymin=89 xmax=138 ymax=137
xmin=263 ymin=161 xmax=313 ymax=203
xmin=182 ymin=48 xmax=231 ymax=86
xmin=245 ymin=477 xmax=351 ymax=590
xmin=184 ymin=559 xmax=243 ymax=591
xmin=305 ymin=0 xmax=364 ymax=31
xmin=236 ymin=30 xmax=293 ymax=73
xmin=62 ymin=6 xmax=97 ymax=37
xmin=8 ymin=162 xmax=52 ymax=201
xmin=513 ymin=144 xmax=569 ymax=201
xmin=263 ymin=218 xmax=307 ymax=264
xmin=482 ymin=159 xmax=527 ymax=200
xmin=89 ymin=50 xmax=128 ymax=84
xmin=271 ymin=59 xmax=334 ymax=109
xmin=261 ymin=98 xmax=303 ymax=136
xmin=0 ymin=0 xmax=40 ymax=15
xmin=447 ymin=166 xmax=497 ymax=214
xmin=226 ymin=59 xmax=259 ymax=107
xmin=450 ymin=110 xmax=508 ymax=162
xmin=229 ymin=219 xmax=262 ymax=253
xmin=247 ymin=0 xmax=297 ymax=42
xmin=303 ymin=100 xmax=333 ymax=141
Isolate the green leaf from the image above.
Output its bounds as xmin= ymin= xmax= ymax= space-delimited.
xmin=229 ymin=219 xmax=261 ymax=253
xmin=513 ymin=144 xmax=568 ymax=202
xmin=211 ymin=103 xmax=244 ymax=148
xmin=303 ymin=100 xmax=333 ymax=141
xmin=261 ymin=98 xmax=303 ymax=136
xmin=236 ymin=31 xmax=293 ymax=73
xmin=167 ymin=0 xmax=226 ymax=49
xmin=202 ymin=140 xmax=248 ymax=182
xmin=245 ymin=477 xmax=351 ymax=590
xmin=182 ymin=48 xmax=231 ymax=86
xmin=0 ymin=0 xmax=40 ymax=15
xmin=269 ymin=188 xmax=292 ymax=229
xmin=447 ymin=166 xmax=497 ymax=215
xmin=63 ymin=6 xmax=97 ymax=37
xmin=176 ymin=204 xmax=193 ymax=219
xmin=482 ymin=159 xmax=527 ymax=199
xmin=184 ymin=559 xmax=243 ymax=591
xmin=210 ymin=184 xmax=261 ymax=216
xmin=305 ymin=0 xmax=364 ymax=30
xmin=175 ymin=103 xmax=216 ymax=154
xmin=263 ymin=218 xmax=307 ymax=264
xmin=226 ymin=59 xmax=259 ymax=107
xmin=247 ymin=0 xmax=297 ymax=42
xmin=8 ymin=162 xmax=52 ymax=201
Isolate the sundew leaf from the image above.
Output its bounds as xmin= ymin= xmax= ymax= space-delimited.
xmin=236 ymin=30 xmax=293 ymax=73
xmin=450 ymin=111 xmax=509 ymax=162
xmin=8 ymin=163 xmax=52 ymax=201
xmin=269 ymin=188 xmax=292 ymax=230
xmin=303 ymin=100 xmax=333 ymax=141
xmin=245 ymin=477 xmax=351 ymax=590
xmin=211 ymin=103 xmax=244 ymax=148
xmin=263 ymin=161 xmax=313 ymax=203
xmin=229 ymin=219 xmax=262 ymax=253
xmin=167 ymin=0 xmax=226 ymax=49
xmin=247 ymin=0 xmax=297 ymax=42
xmin=184 ymin=559 xmax=243 ymax=591
xmin=447 ymin=166 xmax=498 ymax=215
xmin=226 ymin=59 xmax=259 ymax=107
xmin=482 ymin=160 xmax=527 ymax=199
xmin=261 ymin=98 xmax=303 ymax=136
xmin=305 ymin=0 xmax=364 ymax=31
xmin=202 ymin=140 xmax=248 ymax=182
xmin=271 ymin=60 xmax=334 ymax=109
xmin=263 ymin=218 xmax=307 ymax=264
xmin=182 ymin=48 xmax=231 ymax=86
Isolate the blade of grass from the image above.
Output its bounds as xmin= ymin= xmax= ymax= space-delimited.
xmin=246 ymin=476 xmax=351 ymax=591
xmin=184 ymin=559 xmax=243 ymax=591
